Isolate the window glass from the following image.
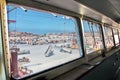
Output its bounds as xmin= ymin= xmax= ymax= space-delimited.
xmin=104 ymin=26 xmax=114 ymax=48
xmin=7 ymin=5 xmax=82 ymax=79
xmin=113 ymin=29 xmax=119 ymax=46
xmin=83 ymin=20 xmax=103 ymax=54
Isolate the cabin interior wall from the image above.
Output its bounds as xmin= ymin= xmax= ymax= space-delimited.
xmin=3 ymin=0 xmax=120 ymax=80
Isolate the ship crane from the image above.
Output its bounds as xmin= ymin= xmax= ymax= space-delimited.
xmin=45 ymin=45 xmax=54 ymax=57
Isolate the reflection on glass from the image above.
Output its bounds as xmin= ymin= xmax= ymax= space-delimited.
xmin=113 ymin=29 xmax=119 ymax=46
xmin=83 ymin=20 xmax=103 ymax=54
xmin=7 ymin=5 xmax=82 ymax=79
xmin=104 ymin=26 xmax=114 ymax=48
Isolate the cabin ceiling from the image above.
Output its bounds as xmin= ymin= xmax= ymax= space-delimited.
xmin=8 ymin=0 xmax=120 ymax=26
xmin=34 ymin=0 xmax=120 ymax=25
xmin=76 ymin=0 xmax=120 ymax=23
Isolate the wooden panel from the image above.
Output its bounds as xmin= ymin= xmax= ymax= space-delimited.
xmin=0 ymin=0 xmax=9 ymax=80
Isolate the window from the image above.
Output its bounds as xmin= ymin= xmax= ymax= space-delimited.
xmin=7 ymin=5 xmax=82 ymax=79
xmin=113 ymin=29 xmax=119 ymax=46
xmin=104 ymin=26 xmax=114 ymax=48
xmin=83 ymin=20 xmax=103 ymax=54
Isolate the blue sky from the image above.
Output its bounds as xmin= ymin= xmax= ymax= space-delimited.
xmin=7 ymin=5 xmax=76 ymax=34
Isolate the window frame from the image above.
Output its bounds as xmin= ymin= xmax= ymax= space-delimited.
xmin=113 ymin=28 xmax=119 ymax=46
xmin=7 ymin=4 xmax=86 ymax=80
xmin=103 ymin=25 xmax=115 ymax=50
xmin=82 ymin=19 xmax=104 ymax=60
